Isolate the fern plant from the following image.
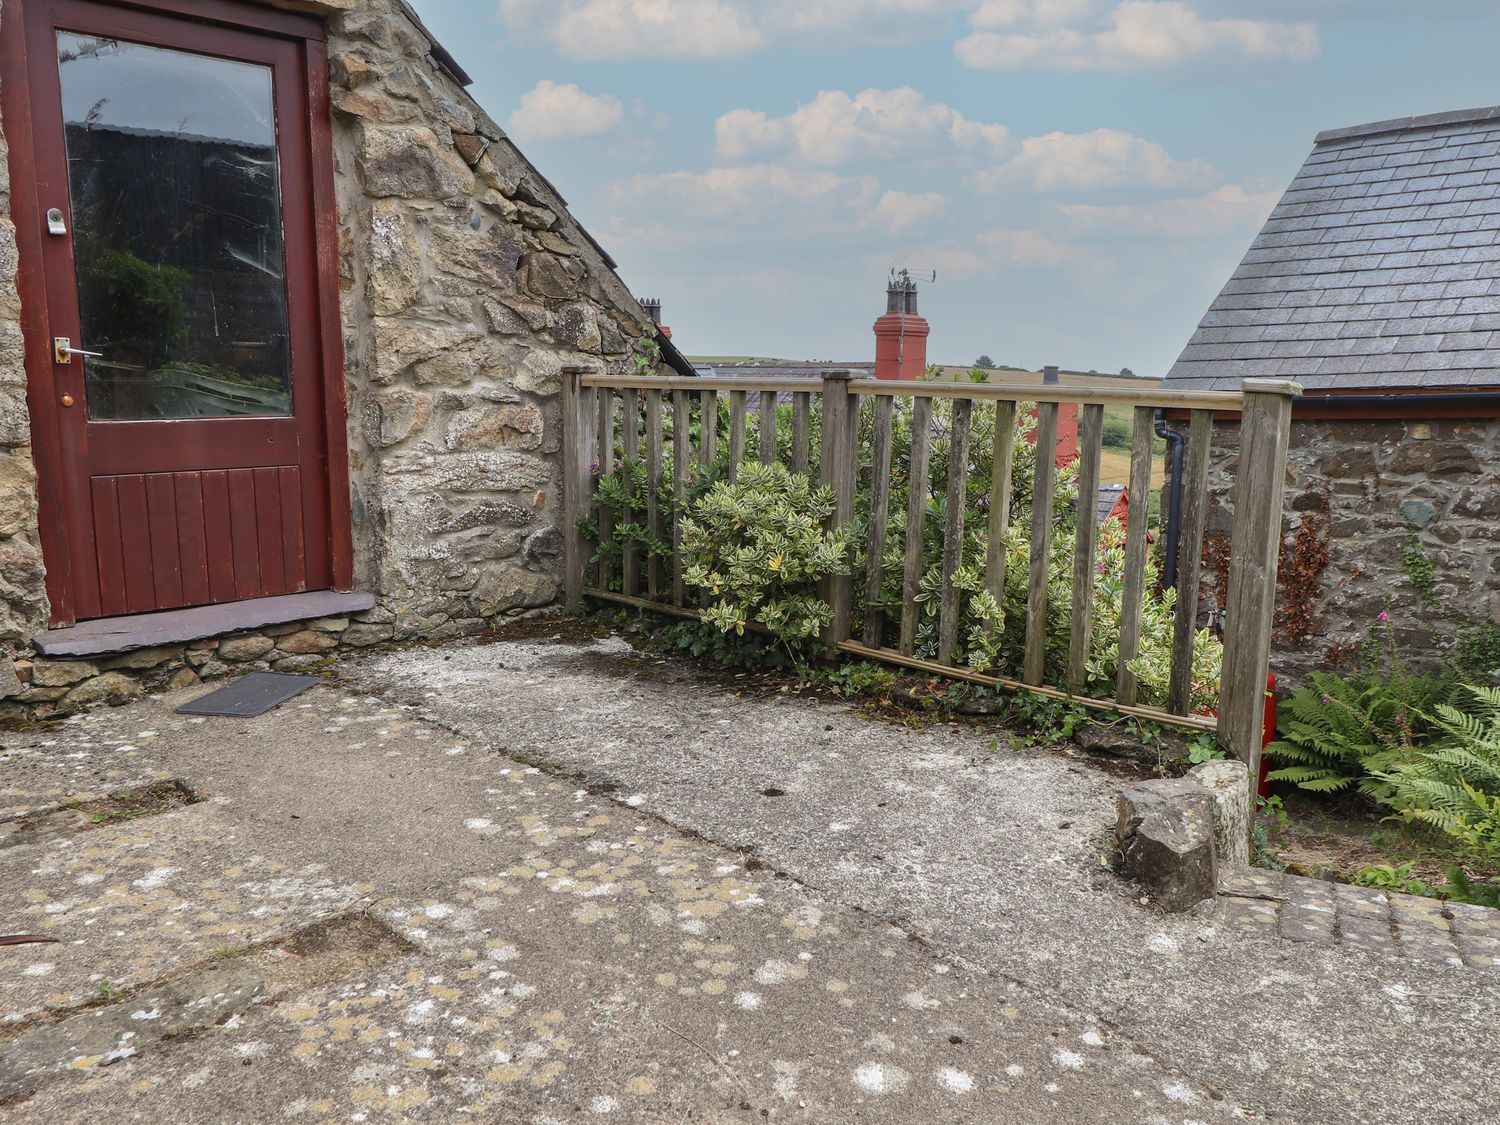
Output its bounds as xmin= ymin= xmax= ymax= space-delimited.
xmin=1265 ymin=651 xmax=1451 ymax=798
xmin=1377 ymin=685 xmax=1500 ymax=868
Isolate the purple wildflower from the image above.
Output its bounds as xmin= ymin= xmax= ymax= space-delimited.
xmin=1321 ymin=693 xmax=1331 ymax=703
xmin=1378 ymin=610 xmax=1389 ymax=622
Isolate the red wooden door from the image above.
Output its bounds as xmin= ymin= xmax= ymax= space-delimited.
xmin=17 ymin=0 xmax=340 ymax=623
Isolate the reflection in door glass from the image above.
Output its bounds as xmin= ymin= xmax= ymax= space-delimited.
xmin=57 ymin=33 xmax=292 ymax=419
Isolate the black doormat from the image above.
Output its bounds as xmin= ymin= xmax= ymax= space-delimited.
xmin=176 ymin=672 xmax=322 ymax=718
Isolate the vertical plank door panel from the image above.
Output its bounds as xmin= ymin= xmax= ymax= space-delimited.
xmin=90 ymin=478 xmax=128 ymax=619
xmin=202 ymin=470 xmax=238 ymax=604
xmin=253 ymin=467 xmax=287 ymax=595
xmin=115 ymin=475 xmax=155 ymax=614
xmin=174 ymin=473 xmax=212 ymax=607
xmin=227 ymin=468 xmax=263 ymax=600
xmin=279 ymin=466 xmax=307 ymax=591
xmin=145 ymin=473 xmax=185 ymax=610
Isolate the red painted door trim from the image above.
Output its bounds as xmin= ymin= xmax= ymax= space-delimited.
xmin=2 ymin=0 xmax=352 ymax=625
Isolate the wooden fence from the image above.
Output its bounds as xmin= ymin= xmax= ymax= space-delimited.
xmin=562 ymin=370 xmax=1298 ymax=773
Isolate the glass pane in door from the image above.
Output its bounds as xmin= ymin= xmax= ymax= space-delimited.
xmin=56 ymin=32 xmax=292 ymax=420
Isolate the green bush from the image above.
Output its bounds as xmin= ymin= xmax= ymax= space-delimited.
xmin=680 ymin=462 xmax=856 ymax=644
xmin=1100 ymin=413 xmax=1132 ymax=450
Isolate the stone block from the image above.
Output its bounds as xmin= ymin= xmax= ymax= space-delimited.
xmin=0 ymin=450 xmax=37 ymax=538
xmin=0 ymin=657 xmax=21 ymax=700
xmin=371 ymin=387 xmax=432 ymax=447
xmin=341 ymin=623 xmax=395 ymax=647
xmin=308 ymin=617 xmax=350 ymax=633
xmin=472 ymin=565 xmax=557 ymax=615
xmin=1186 ymin=759 xmax=1251 ymax=867
xmin=523 ymin=253 xmax=577 ymax=300
xmin=277 ymin=630 xmax=340 ymax=655
xmin=273 ymin=655 xmax=331 ymax=673
xmin=357 ymin=124 xmax=473 ymax=201
xmin=168 ymin=667 xmax=199 ymax=690
xmin=1116 ymin=779 xmax=1217 ymax=913
xmin=218 ymin=635 xmax=276 ymax=662
xmin=30 ymin=659 xmax=97 ymax=687
xmin=62 ymin=672 xmax=144 ymax=708
xmin=368 ymin=200 xmax=423 ymax=315
xmin=445 ymin=403 xmax=543 ymax=452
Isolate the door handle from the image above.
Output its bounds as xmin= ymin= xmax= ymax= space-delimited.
xmin=53 ymin=337 xmax=102 ymax=364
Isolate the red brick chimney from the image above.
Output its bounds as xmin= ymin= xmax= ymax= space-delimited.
xmin=873 ymin=271 xmax=929 ymax=380
xmin=1024 ymin=365 xmax=1080 ymax=468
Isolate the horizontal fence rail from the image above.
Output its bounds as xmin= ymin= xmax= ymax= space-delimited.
xmin=564 ymin=370 xmax=1297 ymax=771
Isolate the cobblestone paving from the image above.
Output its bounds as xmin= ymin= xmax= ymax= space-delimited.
xmin=1218 ymin=866 xmax=1500 ymax=971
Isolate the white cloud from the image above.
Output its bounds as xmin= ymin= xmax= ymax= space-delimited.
xmin=497 ymin=0 xmax=765 ymax=61
xmin=869 ymin=190 xmax=950 ymax=233
xmin=971 ymin=127 xmax=1213 ymax=192
xmin=956 ymin=0 xmax=1319 ymax=72
xmin=716 ymin=87 xmax=1013 ymax=166
xmin=872 ymin=225 xmax=1078 ymax=280
xmin=497 ymin=0 xmax=973 ymax=61
xmin=507 ymin=80 xmax=624 ymax=140
xmin=606 ymin=164 xmax=881 ymax=228
xmin=1057 ymin=183 xmax=1279 ymax=237
xmin=976 ymin=226 xmax=1079 ymax=267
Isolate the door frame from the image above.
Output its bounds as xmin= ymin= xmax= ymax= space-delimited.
xmin=1 ymin=0 xmax=353 ymax=627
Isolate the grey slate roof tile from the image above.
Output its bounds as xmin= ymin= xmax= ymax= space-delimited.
xmin=1164 ymin=106 xmax=1500 ymax=391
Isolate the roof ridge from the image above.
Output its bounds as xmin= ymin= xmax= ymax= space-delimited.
xmin=1315 ymin=105 xmax=1500 ymax=146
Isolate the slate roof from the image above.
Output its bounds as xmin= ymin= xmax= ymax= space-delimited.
xmin=1164 ymin=106 xmax=1500 ymax=393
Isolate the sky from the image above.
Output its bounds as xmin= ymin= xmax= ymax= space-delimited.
xmin=413 ymin=1 xmax=1500 ymax=375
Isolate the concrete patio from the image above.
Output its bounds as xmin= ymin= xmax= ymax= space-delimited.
xmin=2 ymin=628 xmax=1497 ymax=1123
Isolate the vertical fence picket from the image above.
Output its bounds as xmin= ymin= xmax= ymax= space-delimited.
xmin=1024 ymin=402 xmax=1059 ymax=685
xmin=672 ymin=390 xmax=690 ymax=606
xmin=620 ymin=390 xmax=640 ymax=598
xmin=820 ymin=371 xmax=856 ymax=642
xmin=759 ymin=391 xmax=778 ymax=466
xmin=792 ymin=392 xmax=811 ymax=475
xmin=729 ymin=391 xmax=747 ymax=482
xmin=699 ymin=388 xmax=718 ymax=477
xmin=937 ymin=398 xmax=972 ymax=665
xmin=986 ymin=401 xmax=1017 ymax=605
xmin=899 ymin=395 xmax=933 ymax=657
xmin=595 ymin=391 xmax=616 ymax=590
xmin=1167 ymin=409 xmax=1214 ymax=714
xmin=862 ymin=395 xmax=895 ymax=646
xmin=1067 ymin=404 xmax=1105 ymax=694
xmin=1115 ymin=405 xmax=1156 ymax=705
xmin=645 ymin=390 xmax=664 ymax=600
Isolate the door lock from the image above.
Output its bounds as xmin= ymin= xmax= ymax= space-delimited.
xmin=54 ymin=337 xmax=102 ymax=364
xmin=46 ymin=208 xmax=67 ymax=236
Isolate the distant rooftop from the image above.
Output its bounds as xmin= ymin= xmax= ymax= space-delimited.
xmin=1164 ymin=105 xmax=1500 ymax=394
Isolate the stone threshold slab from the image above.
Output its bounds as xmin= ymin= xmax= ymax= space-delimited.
xmin=32 ymin=591 xmax=376 ymax=659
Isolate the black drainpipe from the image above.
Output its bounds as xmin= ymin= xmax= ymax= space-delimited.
xmin=1155 ymin=409 xmax=1185 ymax=590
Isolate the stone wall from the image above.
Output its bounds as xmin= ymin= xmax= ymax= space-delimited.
xmin=1196 ymin=417 xmax=1500 ymax=687
xmin=0 ymin=0 xmax=666 ymax=708
xmin=327 ymin=0 xmax=661 ymax=634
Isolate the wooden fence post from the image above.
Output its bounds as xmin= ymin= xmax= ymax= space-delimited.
xmin=561 ymin=368 xmax=593 ymax=613
xmin=1218 ymin=379 xmax=1300 ymax=782
xmin=820 ymin=369 xmax=856 ymax=642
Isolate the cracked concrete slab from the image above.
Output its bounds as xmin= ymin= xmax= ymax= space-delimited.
xmin=344 ymin=632 xmax=1500 ymax=1125
xmin=1 ymin=675 xmax=1235 ymax=1122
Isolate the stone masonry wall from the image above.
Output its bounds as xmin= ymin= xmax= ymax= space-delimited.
xmin=0 ymin=0 xmax=666 ymax=710
xmin=1196 ymin=417 xmax=1500 ymax=688
xmin=327 ymin=0 xmax=662 ymax=633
